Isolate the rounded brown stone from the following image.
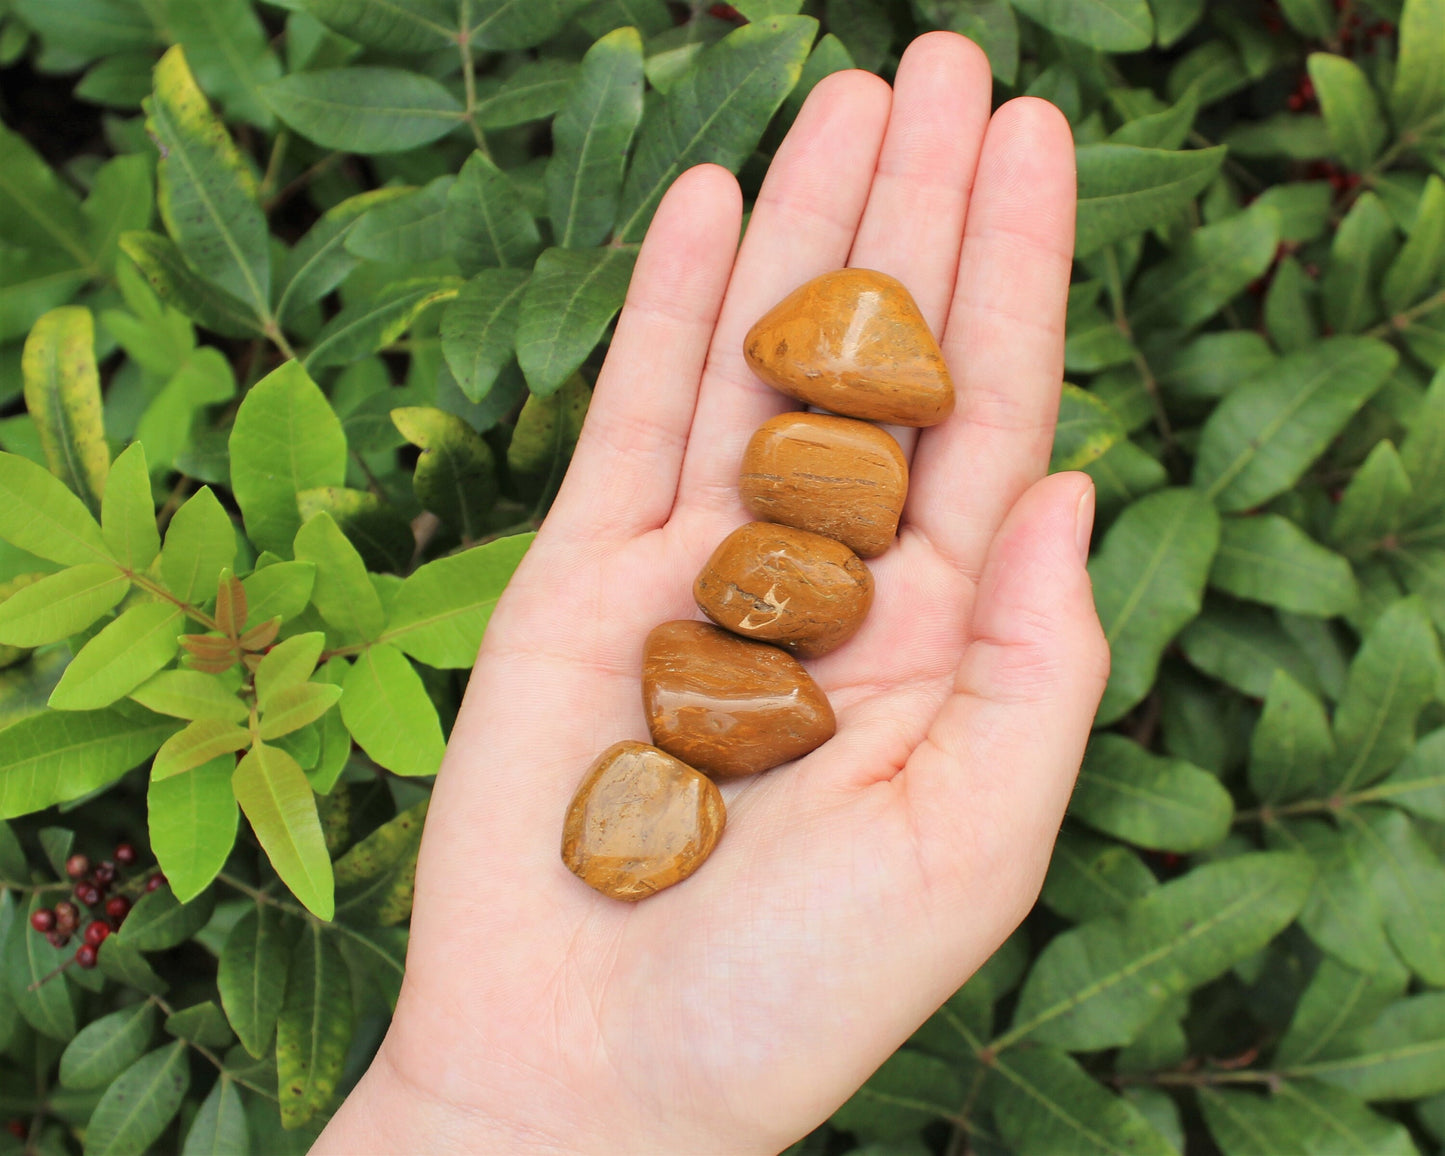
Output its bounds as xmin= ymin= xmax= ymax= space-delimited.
xmin=562 ymin=741 xmax=725 ymax=902
xmin=740 ymin=412 xmax=908 ymax=559
xmin=643 ymin=620 xmax=836 ymax=778
xmin=742 ymin=268 xmax=954 ymax=427
xmin=693 ymin=522 xmax=873 ymax=658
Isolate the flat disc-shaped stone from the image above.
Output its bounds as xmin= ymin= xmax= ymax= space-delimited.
xmin=743 ymin=268 xmax=954 ymax=427
xmin=643 ymin=620 xmax=836 ymax=778
xmin=694 ymin=522 xmax=873 ymax=658
xmin=562 ymin=741 xmax=725 ymax=901
xmin=740 ymin=412 xmax=908 ymax=558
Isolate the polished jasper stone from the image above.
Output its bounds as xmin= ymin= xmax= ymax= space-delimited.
xmin=562 ymin=741 xmax=725 ymax=901
xmin=743 ymin=268 xmax=954 ymax=427
xmin=740 ymin=412 xmax=908 ymax=559
xmin=643 ymin=620 xmax=836 ymax=778
xmin=694 ymin=522 xmax=873 ymax=658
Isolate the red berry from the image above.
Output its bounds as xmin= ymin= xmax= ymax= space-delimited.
xmin=146 ymin=872 xmax=167 ymax=892
xmin=46 ymin=930 xmax=70 ymax=949
xmin=65 ymin=854 xmax=90 ymax=879
xmin=94 ymin=861 xmax=117 ymax=887
xmin=74 ymin=944 xmax=97 ymax=969
xmin=114 ymin=843 xmax=137 ymax=866
xmin=54 ymin=901 xmax=79 ymax=933
xmin=6 ymin=1120 xmax=25 ymax=1140
xmin=30 ymin=908 xmax=55 ymax=933
xmin=83 ymin=921 xmax=110 ymax=947
xmin=105 ymin=895 xmax=131 ymax=922
xmin=74 ymin=882 xmax=101 ymax=907
xmin=1287 ymin=93 xmax=1305 ymax=111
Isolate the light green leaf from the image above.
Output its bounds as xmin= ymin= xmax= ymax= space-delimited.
xmin=159 ymin=486 xmax=236 ymax=605
xmin=276 ymin=924 xmax=353 ymax=1129
xmin=1248 ymin=669 xmax=1334 ymax=803
xmin=259 ymin=682 xmax=342 ymax=741
xmin=229 ymin=362 xmax=348 ymax=556
xmin=1277 ymin=956 xmax=1410 ymax=1068
xmin=1309 ymin=53 xmax=1387 ymax=172
xmin=1330 ymin=440 xmax=1410 ymax=554
xmin=130 ymin=670 xmax=247 ymax=723
xmin=242 ymin=561 xmax=316 ymax=627
xmin=82 ymin=155 xmax=155 ymax=278
xmin=1200 ymin=1080 xmax=1417 ymax=1155
xmin=233 ymin=742 xmax=333 ymax=919
xmin=446 ymin=151 xmax=542 ymax=276
xmin=102 ymin=443 xmax=159 ymax=573
xmin=340 ymin=643 xmax=445 ymax=776
xmin=344 ymin=176 xmax=453 ymax=264
xmin=12 ymin=0 xmax=157 ymax=60
xmin=616 ymin=16 xmax=815 ymax=242
xmin=440 ymin=268 xmax=529 ymax=402
xmin=1323 ymin=193 xmax=1400 ymax=334
xmin=95 ymin=936 xmax=169 ymax=997
xmin=1390 ymin=0 xmax=1445 ymax=133
xmin=148 ymin=754 xmax=238 ymax=901
xmin=1372 ymin=727 xmax=1445 ymax=820
xmin=255 ymin=632 xmax=326 ymax=708
xmin=303 ymin=276 xmax=460 ymax=372
xmin=1007 ymin=853 xmax=1313 ymax=1051
xmin=293 ymin=511 xmax=384 ymax=640
xmin=263 ymin=67 xmax=464 ymax=153
xmin=59 ymin=1003 xmax=157 ymax=1091
xmin=383 ymin=532 xmax=533 ymax=667
xmin=49 ymin=601 xmax=183 ymax=711
xmin=147 ymin=47 xmax=271 ymax=325
xmin=118 ymin=231 xmax=264 ymax=339
xmin=1071 ymin=735 xmax=1233 ymax=852
xmin=1040 ymin=827 xmax=1158 ymax=923
xmin=1193 ymin=337 xmax=1398 ymax=512
xmin=1382 ymin=175 xmax=1445 ymax=315
xmin=1348 ymin=806 xmax=1445 ymax=984
xmin=391 ymin=406 xmax=498 ymax=541
xmin=82 ymin=1042 xmax=189 ymax=1156
xmin=217 ymin=905 xmax=290 ymax=1059
xmin=182 ymin=1077 xmax=249 ymax=1156
xmin=516 ymin=246 xmax=635 ymax=397
xmin=0 ymin=450 xmax=110 ymax=566
xmin=1051 ymin=385 xmax=1125 ymax=472
xmin=0 ymin=564 xmax=128 ymax=647
xmin=334 ymin=799 xmax=427 ymax=925
xmin=295 ymin=0 xmax=456 ymax=52
xmin=22 ymin=306 xmax=110 ymax=515
xmin=1211 ymin=514 xmax=1357 ymax=615
xmin=1090 ymin=488 xmax=1220 ymax=725
xmin=547 ymin=27 xmax=644 ymax=248
xmin=275 ymin=187 xmax=412 ymax=324
xmin=1296 ymin=993 xmax=1445 ymax=1100
xmin=1073 ymin=144 xmax=1224 ymax=256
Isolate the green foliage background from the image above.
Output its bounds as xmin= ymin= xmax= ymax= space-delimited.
xmin=0 ymin=0 xmax=1442 ymax=1152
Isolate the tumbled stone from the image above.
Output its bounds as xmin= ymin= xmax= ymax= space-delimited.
xmin=561 ymin=741 xmax=726 ymax=901
xmin=740 ymin=412 xmax=908 ymax=559
xmin=743 ymin=268 xmax=954 ymax=427
xmin=694 ymin=522 xmax=873 ymax=658
xmin=643 ymin=620 xmax=836 ymax=778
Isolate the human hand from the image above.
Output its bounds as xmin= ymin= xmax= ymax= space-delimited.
xmin=315 ymin=31 xmax=1106 ymax=1156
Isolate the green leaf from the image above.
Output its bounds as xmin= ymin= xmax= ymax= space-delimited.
xmin=1090 ymin=488 xmax=1220 ymax=725
xmin=11 ymin=0 xmax=157 ymax=60
xmin=1382 ymin=175 xmax=1445 ymax=315
xmin=830 ymin=1049 xmax=965 ymax=1141
xmin=344 ymin=176 xmax=454 ymax=264
xmin=147 ymin=47 xmax=272 ymax=326
xmin=1249 ymin=669 xmax=1334 ymax=803
xmin=259 ymin=682 xmax=342 ymax=741
xmin=333 ymin=799 xmax=427 ymax=925
xmin=0 ymin=450 xmax=111 ymax=566
xmin=383 ymin=532 xmax=533 ymax=667
xmin=1327 ymin=597 xmax=1439 ymax=794
xmin=1009 ymin=0 xmax=1150 ymax=50
xmin=991 ymin=1046 xmax=1176 ymax=1156
xmin=275 ymin=187 xmax=412 ymax=324
xmin=48 ymin=601 xmax=183 ymax=711
xmin=232 ymin=742 xmax=334 ymax=920
xmin=276 ymin=924 xmax=353 ymax=1129
xmin=1073 ymin=144 xmax=1225 ymax=256
xmin=255 ymin=632 xmax=326 ymax=708
xmin=616 ymin=16 xmax=816 ymax=242
xmin=515 ymin=246 xmax=635 ymax=397
xmin=1330 ymin=440 xmax=1411 ymax=554
xmin=334 ymin=925 xmax=407 ymax=1012
xmin=135 ymin=349 xmax=237 ymax=475
xmin=263 ymin=67 xmax=464 ymax=153
xmin=229 ymin=362 xmax=348 ymax=556
xmin=1278 ymin=0 xmax=1334 ymax=37
xmin=0 ymin=123 xmax=92 ymax=267
xmin=1390 ymin=0 xmax=1445 ymax=133
xmin=1193 ymin=337 xmax=1398 ymax=512
xmin=4 ymin=892 xmax=77 ymax=1039
xmin=164 ymin=0 xmax=283 ymax=131
xmin=1277 ymin=955 xmax=1410 ymax=1068
xmin=0 ymin=564 xmax=128 ymax=647
xmin=1200 ymin=1080 xmax=1417 ymax=1155
xmin=159 ymin=486 xmax=236 ymax=605
xmin=1040 ymin=827 xmax=1158 ymax=923
xmin=0 ymin=708 xmax=177 ymax=819
xmin=130 ymin=670 xmax=246 ymax=723
xmin=59 ymin=1003 xmax=157 ymax=1091
xmin=446 ymin=151 xmax=542 ymax=276
xmin=1348 ymin=806 xmax=1445 ymax=984
xmin=1265 ymin=257 xmax=1320 ymax=354
xmin=149 ymin=755 xmax=239 ymax=901
xmin=217 ymin=905 xmax=290 ymax=1059
xmin=102 ymin=443 xmax=159 ymax=573
xmin=1109 ymin=89 xmax=1199 ymax=149
xmin=151 ymin=719 xmax=251 ymax=781
xmin=547 ymin=27 xmax=644 ymax=248
xmin=1373 ymin=727 xmax=1445 ymax=821
xmin=182 ymin=1077 xmax=248 ymax=1156
xmin=82 ymin=1042 xmax=189 ymax=1156
xmin=1295 ymin=992 xmax=1445 ymax=1100
xmin=1007 ymin=852 xmax=1313 ymax=1051
xmin=303 ymin=275 xmax=460 ymax=371
xmin=1130 ymin=203 xmax=1281 ymax=332
xmin=115 ymin=883 xmax=217 ymax=952
xmin=293 ymin=511 xmax=385 ymax=640
xmin=340 ymin=643 xmax=445 ymax=776
xmin=242 ymin=561 xmax=316 ymax=627
xmin=165 ymin=1001 xmax=234 ymax=1048
xmin=440 ymin=268 xmax=529 ymax=402
xmin=295 ymin=0 xmax=456 ymax=52
xmin=1071 ymin=735 xmax=1233 ymax=852
xmin=468 ymin=0 xmax=592 ymax=51
xmin=308 ymin=658 xmax=351 ymax=795
xmin=391 ymin=406 xmax=498 ymax=541
xmin=1051 ymin=385 xmax=1125 ymax=472
xmin=22 ymin=306 xmax=110 ymax=515
xmin=95 ymin=936 xmax=169 ymax=997
xmin=1211 ymin=514 xmax=1357 ymax=615
xmin=476 ymin=58 xmax=579 ymax=129
xmin=1308 ymin=53 xmax=1387 ymax=172
xmin=1323 ymin=193 xmax=1400 ymax=334
xmin=117 ymin=231 xmax=264 ymax=339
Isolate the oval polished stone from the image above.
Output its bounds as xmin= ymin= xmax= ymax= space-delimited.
xmin=693 ymin=522 xmax=873 ymax=658
xmin=562 ymin=741 xmax=725 ymax=902
xmin=740 ymin=412 xmax=908 ymax=559
xmin=743 ymin=268 xmax=954 ymax=427
xmin=643 ymin=620 xmax=836 ymax=778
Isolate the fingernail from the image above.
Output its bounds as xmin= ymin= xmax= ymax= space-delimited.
xmin=1074 ymin=482 xmax=1095 ymax=564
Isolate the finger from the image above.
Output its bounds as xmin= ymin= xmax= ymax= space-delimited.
xmin=906 ymin=472 xmax=1107 ymax=938
xmin=905 ymin=97 xmax=1076 ymax=579
xmin=547 ymin=164 xmax=743 ymax=541
xmin=674 ymin=70 xmax=892 ymax=515
xmin=845 ymin=32 xmax=993 ymax=460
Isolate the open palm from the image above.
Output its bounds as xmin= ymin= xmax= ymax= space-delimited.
xmin=317 ymin=33 xmax=1107 ymax=1156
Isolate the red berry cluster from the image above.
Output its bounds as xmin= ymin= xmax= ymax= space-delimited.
xmin=5 ymin=1120 xmax=25 ymax=1140
xmin=1335 ymin=2 xmax=1395 ymax=53
xmin=1305 ymin=159 xmax=1364 ymax=197
xmin=1286 ymin=75 xmax=1317 ymax=113
xmin=27 ymin=843 xmax=164 ymax=970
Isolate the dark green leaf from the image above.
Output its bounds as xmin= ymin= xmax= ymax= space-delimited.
xmin=440 ymin=268 xmax=529 ymax=402
xmin=1008 ymin=0 xmax=1151 ymax=51
xmin=1073 ymin=144 xmax=1224 ymax=256
xmin=303 ymin=276 xmax=460 ymax=372
xmin=1200 ymin=1080 xmax=1417 ymax=1155
xmin=164 ymin=1001 xmax=234 ymax=1048
xmin=830 ymin=1049 xmax=964 ymax=1141
xmin=59 ymin=1003 xmax=157 ymax=1091
xmin=1211 ymin=515 xmax=1357 ymax=615
xmin=82 ymin=1042 xmax=189 ymax=1156
xmin=115 ymin=883 xmax=217 ymax=952
xmin=1248 ymin=669 xmax=1334 ymax=803
xmin=275 ymin=187 xmax=412 ymax=324
xmin=218 ymin=905 xmax=290 ymax=1059
xmin=1071 ymin=735 xmax=1233 ymax=851
xmin=296 ymin=0 xmax=456 ymax=52
xmin=1308 ymin=53 xmax=1387 ymax=172
xmin=1276 ymin=955 xmax=1410 ymax=1068
xmin=1390 ymin=0 xmax=1445 ymax=133
xmin=1294 ymin=993 xmax=1445 ymax=1100
xmin=4 ymin=892 xmax=77 ymax=1039
xmin=391 ymin=406 xmax=498 ymax=541
xmin=276 ymin=924 xmax=352 ymax=1129
xmin=1039 ymin=827 xmax=1158 ymax=923
xmin=263 ymin=67 xmax=464 ymax=153
xmin=1323 ymin=194 xmax=1399 ymax=334
xmin=182 ymin=1077 xmax=249 ymax=1156
xmin=344 ymin=176 xmax=454 ymax=264
xmin=516 ymin=247 xmax=634 ymax=397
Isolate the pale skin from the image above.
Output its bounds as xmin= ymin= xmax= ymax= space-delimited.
xmin=315 ymin=32 xmax=1108 ymax=1156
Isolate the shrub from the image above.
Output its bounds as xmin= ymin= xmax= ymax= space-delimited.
xmin=0 ymin=0 xmax=1443 ymax=1153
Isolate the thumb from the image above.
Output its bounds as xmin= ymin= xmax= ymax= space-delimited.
xmin=907 ymin=470 xmax=1109 ymax=939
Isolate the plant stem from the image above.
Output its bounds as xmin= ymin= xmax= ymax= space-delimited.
xmin=216 ymin=871 xmax=309 ymax=920
xmin=258 ymin=130 xmax=290 ymax=201
xmin=458 ymin=0 xmax=489 ymax=153
xmin=153 ymin=995 xmax=280 ymax=1103
xmin=1367 ymin=285 xmax=1445 ymax=339
xmin=1103 ymin=246 xmax=1175 ymax=451
xmin=263 ymin=151 xmax=344 ymax=214
xmin=127 ymin=571 xmax=220 ymax=633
